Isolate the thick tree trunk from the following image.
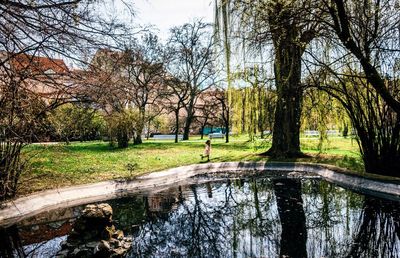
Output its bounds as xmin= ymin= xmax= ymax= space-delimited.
xmin=223 ymin=113 xmax=230 ymax=143
xmin=241 ymin=96 xmax=246 ymax=133
xmin=117 ymin=130 xmax=128 ymax=148
xmin=266 ymin=40 xmax=303 ymax=157
xmin=174 ymin=109 xmax=180 ymax=143
xmin=134 ymin=108 xmax=145 ymax=145
xmin=225 ymin=124 xmax=229 ymax=143
xmin=182 ymin=97 xmax=196 ymax=141
xmin=183 ymin=113 xmax=194 ymax=141
xmin=65 ymin=136 xmax=70 ymax=145
xmin=133 ymin=133 xmax=142 ymax=145
xmin=182 ymin=121 xmax=190 ymax=140
xmin=134 ymin=125 xmax=143 ymax=145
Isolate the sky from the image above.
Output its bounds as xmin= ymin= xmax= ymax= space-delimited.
xmin=131 ymin=0 xmax=214 ymax=41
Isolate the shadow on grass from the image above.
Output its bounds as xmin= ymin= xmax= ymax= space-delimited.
xmin=25 ymin=141 xmax=113 ymax=154
xmin=62 ymin=142 xmax=113 ymax=153
xmin=28 ymin=141 xmax=175 ymax=153
xmin=252 ymin=149 xmax=364 ymax=174
xmin=206 ymin=151 xmax=364 ymax=175
xmin=27 ymin=140 xmax=258 ymax=155
xmin=210 ymin=153 xmax=263 ymax=163
xmin=293 ymin=153 xmax=365 ymax=173
xmin=138 ymin=140 xmax=254 ymax=152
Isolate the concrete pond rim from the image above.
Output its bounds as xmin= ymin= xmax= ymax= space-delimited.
xmin=1 ymin=161 xmax=399 ymax=227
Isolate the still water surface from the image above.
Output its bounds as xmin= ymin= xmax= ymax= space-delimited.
xmin=1 ymin=176 xmax=400 ymax=257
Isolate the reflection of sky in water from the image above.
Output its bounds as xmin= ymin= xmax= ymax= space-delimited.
xmin=4 ymin=177 xmax=400 ymax=258
xmin=22 ymin=236 xmax=65 ymax=257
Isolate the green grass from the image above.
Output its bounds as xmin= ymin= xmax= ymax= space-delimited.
xmin=19 ymin=135 xmax=363 ymax=196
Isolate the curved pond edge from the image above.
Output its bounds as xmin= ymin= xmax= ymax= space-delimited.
xmin=1 ymin=161 xmax=399 ymax=227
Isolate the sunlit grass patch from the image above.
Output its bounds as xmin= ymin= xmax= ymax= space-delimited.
xmin=19 ymin=136 xmax=363 ymax=196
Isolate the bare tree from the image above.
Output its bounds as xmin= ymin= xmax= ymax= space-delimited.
xmin=85 ymin=48 xmax=135 ymax=148
xmin=0 ymin=0 xmax=133 ymax=200
xmin=167 ymin=20 xmax=218 ymax=141
xmin=124 ymin=33 xmax=168 ymax=144
xmin=214 ymin=88 xmax=231 ymax=143
xmin=164 ymin=77 xmax=189 ymax=143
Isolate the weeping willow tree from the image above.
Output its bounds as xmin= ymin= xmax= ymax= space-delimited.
xmin=214 ymin=1 xmax=273 ymax=142
xmin=214 ymin=0 xmax=234 ymax=144
xmin=229 ymin=65 xmax=276 ymax=141
xmin=215 ymin=0 xmax=321 ymax=157
xmin=301 ymin=87 xmax=350 ymax=151
xmin=214 ymin=0 xmax=232 ymax=91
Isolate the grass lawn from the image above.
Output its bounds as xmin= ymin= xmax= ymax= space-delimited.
xmin=19 ymin=135 xmax=364 ymax=196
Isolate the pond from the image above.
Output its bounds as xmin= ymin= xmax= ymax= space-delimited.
xmin=1 ymin=175 xmax=400 ymax=258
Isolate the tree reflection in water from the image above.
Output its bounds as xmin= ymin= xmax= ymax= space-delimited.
xmin=131 ymin=178 xmax=309 ymax=257
xmin=129 ymin=179 xmax=400 ymax=258
xmin=1 ymin=178 xmax=399 ymax=258
xmin=0 ymin=225 xmax=25 ymax=257
xmin=346 ymin=197 xmax=400 ymax=258
xmin=131 ymin=178 xmax=281 ymax=257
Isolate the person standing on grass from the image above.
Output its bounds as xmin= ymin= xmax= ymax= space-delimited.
xmin=201 ymin=140 xmax=211 ymax=162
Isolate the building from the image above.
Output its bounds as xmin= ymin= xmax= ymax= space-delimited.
xmin=0 ymin=51 xmax=75 ymax=103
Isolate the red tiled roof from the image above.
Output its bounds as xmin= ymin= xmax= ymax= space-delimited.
xmin=10 ymin=53 xmax=69 ymax=74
